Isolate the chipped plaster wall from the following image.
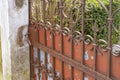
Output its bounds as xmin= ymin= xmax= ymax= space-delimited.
xmin=0 ymin=0 xmax=30 ymax=80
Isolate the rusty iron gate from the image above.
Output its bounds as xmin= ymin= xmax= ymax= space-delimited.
xmin=28 ymin=0 xmax=120 ymax=80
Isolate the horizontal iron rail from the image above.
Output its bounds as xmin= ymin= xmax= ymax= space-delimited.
xmin=32 ymin=42 xmax=112 ymax=80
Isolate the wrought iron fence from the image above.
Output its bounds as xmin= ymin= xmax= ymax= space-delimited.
xmin=30 ymin=0 xmax=120 ymax=45
xmin=28 ymin=0 xmax=120 ymax=80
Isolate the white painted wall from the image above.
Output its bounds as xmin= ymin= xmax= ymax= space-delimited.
xmin=0 ymin=0 xmax=11 ymax=80
xmin=0 ymin=0 xmax=30 ymax=80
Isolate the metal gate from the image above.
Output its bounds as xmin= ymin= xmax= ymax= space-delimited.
xmin=28 ymin=0 xmax=120 ymax=80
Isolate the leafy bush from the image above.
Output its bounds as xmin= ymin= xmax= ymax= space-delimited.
xmin=32 ymin=0 xmax=120 ymax=44
xmin=64 ymin=0 xmax=120 ymax=44
xmin=71 ymin=0 xmax=120 ymax=44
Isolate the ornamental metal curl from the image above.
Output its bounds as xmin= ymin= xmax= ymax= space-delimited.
xmin=112 ymin=44 xmax=120 ymax=56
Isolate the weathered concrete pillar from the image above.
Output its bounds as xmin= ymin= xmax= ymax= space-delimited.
xmin=0 ymin=0 xmax=30 ymax=80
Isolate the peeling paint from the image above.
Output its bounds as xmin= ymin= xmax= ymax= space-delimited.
xmin=34 ymin=47 xmax=38 ymax=61
xmin=84 ymin=77 xmax=88 ymax=80
xmin=68 ymin=65 xmax=71 ymax=70
xmin=91 ymin=56 xmax=94 ymax=60
xmin=40 ymin=50 xmax=45 ymax=64
xmin=84 ymin=51 xmax=89 ymax=61
xmin=35 ymin=68 xmax=39 ymax=80
xmin=47 ymin=63 xmax=52 ymax=70
xmin=47 ymin=53 xmax=50 ymax=63
xmin=48 ymin=76 xmax=53 ymax=80
xmin=55 ymin=71 xmax=60 ymax=76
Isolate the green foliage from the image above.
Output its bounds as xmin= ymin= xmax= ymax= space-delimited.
xmin=61 ymin=0 xmax=120 ymax=44
xmin=33 ymin=0 xmax=120 ymax=44
xmin=73 ymin=0 xmax=120 ymax=44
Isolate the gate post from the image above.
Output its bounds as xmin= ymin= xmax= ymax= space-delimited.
xmin=0 ymin=0 xmax=30 ymax=80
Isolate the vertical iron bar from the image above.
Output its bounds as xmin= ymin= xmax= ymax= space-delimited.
xmin=107 ymin=0 xmax=113 ymax=79
xmin=35 ymin=0 xmax=38 ymax=26
xmin=70 ymin=18 xmax=74 ymax=80
xmin=43 ymin=0 xmax=47 ymax=80
xmin=29 ymin=0 xmax=33 ymax=79
xmin=30 ymin=46 xmax=33 ymax=80
xmin=32 ymin=47 xmax=35 ymax=80
xmin=37 ymin=0 xmax=42 ymax=79
xmin=81 ymin=0 xmax=86 ymax=79
xmin=38 ymin=49 xmax=41 ymax=80
xmin=29 ymin=0 xmax=32 ymax=26
xmin=70 ymin=3 xmax=74 ymax=79
xmin=51 ymin=28 xmax=55 ymax=80
xmin=93 ymin=22 xmax=97 ymax=80
xmin=50 ymin=0 xmax=55 ymax=80
xmin=35 ymin=0 xmax=41 ymax=79
xmin=35 ymin=0 xmax=39 ymax=43
xmin=81 ymin=0 xmax=85 ymax=64
xmin=70 ymin=37 xmax=74 ymax=80
xmin=59 ymin=0 xmax=64 ymax=79
xmin=36 ymin=0 xmax=42 ymax=79
xmin=93 ymin=22 xmax=97 ymax=70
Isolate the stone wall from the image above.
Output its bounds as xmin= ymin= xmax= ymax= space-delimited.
xmin=0 ymin=0 xmax=30 ymax=80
